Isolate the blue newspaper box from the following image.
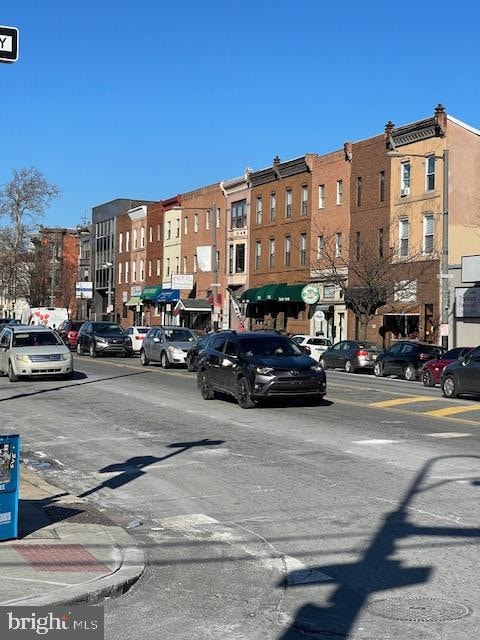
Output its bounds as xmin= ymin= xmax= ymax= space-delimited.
xmin=0 ymin=434 xmax=20 ymax=541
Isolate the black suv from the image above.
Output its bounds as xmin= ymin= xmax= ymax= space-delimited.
xmin=76 ymin=321 xmax=133 ymax=358
xmin=197 ymin=330 xmax=326 ymax=409
xmin=374 ymin=340 xmax=445 ymax=381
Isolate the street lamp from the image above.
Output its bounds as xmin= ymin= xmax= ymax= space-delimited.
xmin=101 ymin=261 xmax=113 ymax=321
xmin=386 ymin=149 xmax=449 ymax=346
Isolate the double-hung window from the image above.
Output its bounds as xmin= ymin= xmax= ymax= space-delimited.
xmin=423 ymin=214 xmax=434 ymax=254
xmin=301 ymin=185 xmax=308 ymax=215
xmin=285 ymin=189 xmax=292 ymax=218
xmin=269 ymin=239 xmax=276 ymax=267
xmin=299 ymin=233 xmax=307 ymax=265
xmin=270 ymin=193 xmax=276 ymax=222
xmin=336 ymin=180 xmax=343 ymax=205
xmin=284 ymin=236 xmax=291 ymax=266
xmin=401 ymin=163 xmax=411 ymax=195
xmin=399 ymin=219 xmax=409 ymax=256
xmin=256 ymin=197 xmax=263 ymax=224
xmin=425 ymin=156 xmax=435 ymax=191
xmin=318 ymin=184 xmax=325 ymax=209
xmin=335 ymin=232 xmax=342 ymax=258
xmin=255 ymin=241 xmax=262 ymax=270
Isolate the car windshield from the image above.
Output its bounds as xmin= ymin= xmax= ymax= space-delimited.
xmin=164 ymin=329 xmax=196 ymax=342
xmin=135 ymin=328 xmax=149 ymax=334
xmin=308 ymin=338 xmax=331 ymax=346
xmin=356 ymin=342 xmax=379 ymax=350
xmin=444 ymin=347 xmax=467 ymax=359
xmin=92 ymin=323 xmax=123 ymax=334
xmin=421 ymin=345 xmax=444 ymax=355
xmin=13 ymin=331 xmax=62 ymax=347
xmin=238 ymin=335 xmax=303 ymax=357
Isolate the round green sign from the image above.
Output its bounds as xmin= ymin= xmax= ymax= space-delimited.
xmin=301 ymin=284 xmax=320 ymax=305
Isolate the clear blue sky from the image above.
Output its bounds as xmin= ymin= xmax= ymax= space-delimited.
xmin=1 ymin=0 xmax=478 ymax=227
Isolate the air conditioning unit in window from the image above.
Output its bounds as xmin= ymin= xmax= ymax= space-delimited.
xmin=400 ymin=187 xmax=410 ymax=197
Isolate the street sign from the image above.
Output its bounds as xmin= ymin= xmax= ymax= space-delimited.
xmin=314 ymin=310 xmax=325 ymax=321
xmin=0 ymin=26 xmax=19 ymax=64
xmin=75 ymin=281 xmax=93 ymax=299
xmin=301 ymin=284 xmax=320 ymax=305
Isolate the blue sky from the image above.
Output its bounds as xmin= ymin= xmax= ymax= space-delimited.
xmin=1 ymin=0 xmax=478 ymax=227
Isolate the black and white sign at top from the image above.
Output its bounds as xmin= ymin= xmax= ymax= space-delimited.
xmin=0 ymin=25 xmax=19 ymax=63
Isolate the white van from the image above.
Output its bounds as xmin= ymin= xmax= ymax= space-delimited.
xmin=20 ymin=307 xmax=69 ymax=329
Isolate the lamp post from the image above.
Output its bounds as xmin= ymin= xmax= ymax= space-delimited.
xmin=387 ymin=149 xmax=449 ymax=347
xmin=101 ymin=261 xmax=113 ymax=321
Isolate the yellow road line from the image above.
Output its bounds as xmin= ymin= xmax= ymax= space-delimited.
xmin=423 ymin=405 xmax=480 ymax=418
xmin=370 ymin=396 xmax=437 ymax=408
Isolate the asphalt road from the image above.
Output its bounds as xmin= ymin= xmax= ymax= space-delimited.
xmin=2 ymin=355 xmax=480 ymax=640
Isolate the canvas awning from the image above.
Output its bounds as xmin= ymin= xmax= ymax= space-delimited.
xmin=377 ymin=303 xmax=422 ymax=316
xmin=155 ymin=289 xmax=180 ymax=303
xmin=125 ymin=296 xmax=142 ymax=307
xmin=140 ymin=285 xmax=163 ymax=301
xmin=175 ymin=299 xmax=211 ymax=312
xmin=277 ymin=284 xmax=307 ymax=302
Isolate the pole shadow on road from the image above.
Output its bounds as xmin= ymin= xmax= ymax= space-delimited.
xmin=0 ymin=371 xmax=149 ymax=403
xmin=277 ymin=455 xmax=480 ymax=639
xmin=78 ymin=438 xmax=225 ymax=498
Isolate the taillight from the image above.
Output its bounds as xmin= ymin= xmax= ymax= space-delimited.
xmin=356 ymin=350 xmax=369 ymax=356
xmin=138 ymin=335 xmax=144 ymax=340
xmin=68 ymin=331 xmax=76 ymax=338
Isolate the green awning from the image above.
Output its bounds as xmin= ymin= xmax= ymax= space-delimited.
xmin=240 ymin=288 xmax=259 ymax=303
xmin=125 ymin=296 xmax=142 ymax=307
xmin=254 ymin=283 xmax=288 ymax=302
xmin=277 ymin=284 xmax=307 ymax=302
xmin=140 ymin=285 xmax=163 ymax=301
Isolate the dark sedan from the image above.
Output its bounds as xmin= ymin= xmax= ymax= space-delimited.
xmin=320 ymin=340 xmax=381 ymax=373
xmin=374 ymin=341 xmax=445 ymax=381
xmin=441 ymin=346 xmax=480 ymax=398
xmin=422 ymin=346 xmax=473 ymax=387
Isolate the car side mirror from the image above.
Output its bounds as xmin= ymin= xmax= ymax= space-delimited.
xmin=459 ymin=355 xmax=466 ymax=364
xmin=222 ymin=356 xmax=237 ymax=367
xmin=153 ymin=337 xmax=161 ymax=343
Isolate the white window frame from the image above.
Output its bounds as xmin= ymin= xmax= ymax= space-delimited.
xmin=148 ymin=260 xmax=152 ymax=277
xmin=149 ymin=226 xmax=153 ymax=243
xmin=206 ymin=210 xmax=210 ymax=231
xmin=175 ymin=256 xmax=179 ymax=274
xmin=335 ymin=232 xmax=342 ymax=258
xmin=132 ymin=260 xmax=137 ymax=281
xmin=401 ymin=162 xmax=411 ymax=193
xmin=270 ymin=193 xmax=276 ymax=222
xmin=256 ymin=197 xmax=263 ymax=224
xmin=125 ymin=261 xmax=129 ymax=283
xmin=157 ymin=224 xmax=161 ymax=241
xmin=216 ymin=208 xmax=220 ymax=229
xmin=269 ymin=238 xmax=276 ymax=267
xmin=284 ymin=235 xmax=291 ymax=266
xmin=184 ymin=216 xmax=188 ymax=235
xmin=318 ymin=184 xmax=325 ymax=209
xmin=399 ymin=218 xmax=409 ymax=257
xmin=194 ymin=254 xmax=198 ymax=273
xmin=423 ymin=214 xmax=434 ymax=254
xmin=425 ymin=156 xmax=435 ymax=192
xmin=119 ymin=232 xmax=123 ymax=254
xmin=118 ymin=262 xmax=122 ymax=284
xmin=156 ymin=259 xmax=161 ymax=276
xmin=141 ymin=226 xmax=145 ymax=248
xmin=166 ymin=257 xmax=170 ymax=277
xmin=285 ymin=189 xmax=292 ymax=218
xmin=255 ymin=240 xmax=262 ymax=270
xmin=167 ymin=221 xmax=171 ymax=240
xmin=336 ymin=180 xmax=343 ymax=205
xmin=300 ymin=233 xmax=307 ymax=265
xmin=125 ymin=231 xmax=130 ymax=252
xmin=317 ymin=235 xmax=324 ymax=259
xmin=301 ymin=185 xmax=308 ymax=215
xmin=183 ymin=256 xmax=187 ymax=274
xmin=140 ymin=259 xmax=145 ymax=281
xmin=176 ymin=218 xmax=180 ymax=238
xmin=194 ymin=213 xmax=199 ymax=233
xmin=134 ymin=228 xmax=138 ymax=249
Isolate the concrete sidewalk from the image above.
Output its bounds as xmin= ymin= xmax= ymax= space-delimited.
xmin=0 ymin=465 xmax=145 ymax=606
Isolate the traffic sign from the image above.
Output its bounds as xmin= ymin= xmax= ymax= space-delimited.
xmin=314 ymin=310 xmax=325 ymax=321
xmin=0 ymin=26 xmax=19 ymax=64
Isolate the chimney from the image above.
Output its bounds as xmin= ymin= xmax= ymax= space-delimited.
xmin=384 ymin=120 xmax=395 ymax=148
xmin=343 ymin=141 xmax=352 ymax=162
xmin=273 ymin=155 xmax=281 ymax=167
xmin=434 ymin=103 xmax=447 ymax=136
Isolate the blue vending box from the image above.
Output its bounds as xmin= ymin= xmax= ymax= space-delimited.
xmin=0 ymin=434 xmax=20 ymax=541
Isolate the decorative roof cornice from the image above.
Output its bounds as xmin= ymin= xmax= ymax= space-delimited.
xmin=250 ymin=156 xmax=309 ymax=187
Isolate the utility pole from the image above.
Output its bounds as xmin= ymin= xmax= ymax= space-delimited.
xmin=211 ymin=202 xmax=219 ymax=331
xmin=440 ymin=149 xmax=449 ymax=348
xmin=50 ymin=238 xmax=57 ymax=307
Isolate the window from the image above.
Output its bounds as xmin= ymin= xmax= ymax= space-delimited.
xmin=270 ymin=193 xmax=276 ymax=222
xmin=423 ymin=214 xmax=434 ymax=254
xmin=119 ymin=233 xmax=123 ymax=254
xmin=301 ymin=185 xmax=308 ymax=215
xmin=125 ymin=231 xmax=130 ymax=252
xmin=379 ymin=171 xmax=385 ymax=202
xmin=175 ymin=256 xmax=179 ymax=274
xmin=193 ymin=254 xmax=197 ymax=273
xmin=149 ymin=226 xmax=153 ymax=243
xmin=356 ymin=177 xmax=362 ymax=206
xmin=132 ymin=260 xmax=137 ymax=281
xmin=140 ymin=259 xmax=145 ymax=281
xmin=141 ymin=226 xmax=145 ymax=248
xmin=284 ymin=235 xmax=291 ymax=266
xmin=318 ymin=184 xmax=325 ymax=209
xmin=300 ymin=233 xmax=307 ymax=265
xmin=176 ymin=218 xmax=180 ymax=238
xmin=206 ymin=210 xmax=210 ymax=230
xmin=269 ymin=238 xmax=276 ymax=267
xmin=167 ymin=221 xmax=171 ymax=240
xmin=184 ymin=216 xmax=188 ymax=235
xmin=231 ymin=199 xmax=246 ymax=228
xmin=426 ymin=156 xmax=435 ymax=191
xmin=125 ymin=261 xmax=129 ymax=283
xmin=216 ymin=207 xmax=220 ymax=228
xmin=401 ymin=162 xmax=411 ymax=194
xmin=134 ymin=228 xmax=138 ymax=249
xmin=355 ymin=232 xmax=361 ymax=260
xmin=256 ymin=197 xmax=263 ymax=224
xmin=285 ymin=189 xmax=292 ymax=218
xmin=166 ymin=258 xmax=170 ymax=277
xmin=336 ymin=180 xmax=343 ymax=205
xmin=335 ymin=232 xmax=342 ymax=258
xmin=324 ymin=285 xmax=335 ymax=298
xmin=255 ymin=240 xmax=262 ymax=270
xmin=157 ymin=224 xmax=161 ymax=241
xmin=148 ymin=260 xmax=152 ymax=277
xmin=228 ymin=244 xmax=234 ymax=274
xmin=156 ymin=259 xmax=161 ymax=276
xmin=183 ymin=256 xmax=187 ymax=274
xmin=118 ymin=262 xmax=122 ymax=284
xmin=378 ymin=227 xmax=384 ymax=258
xmin=235 ymin=244 xmax=245 ymax=273
xmin=399 ymin=219 xmax=409 ymax=256
xmin=317 ymin=235 xmax=324 ymax=259
xmin=194 ymin=213 xmax=198 ymax=233
xmin=215 ymin=251 xmax=220 ymax=271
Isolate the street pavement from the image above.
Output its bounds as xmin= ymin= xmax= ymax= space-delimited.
xmin=1 ymin=355 xmax=480 ymax=639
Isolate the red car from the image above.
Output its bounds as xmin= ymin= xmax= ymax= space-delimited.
xmin=57 ymin=320 xmax=85 ymax=349
xmin=422 ymin=347 xmax=473 ymax=386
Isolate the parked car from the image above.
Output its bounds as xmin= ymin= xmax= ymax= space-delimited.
xmin=441 ymin=346 xmax=480 ymax=398
xmin=374 ymin=341 xmax=445 ymax=381
xmin=186 ymin=334 xmax=212 ymax=372
xmin=292 ymin=335 xmax=333 ymax=361
xmin=57 ymin=320 xmax=84 ymax=349
xmin=197 ymin=330 xmax=326 ymax=409
xmin=422 ymin=346 xmax=474 ymax=387
xmin=125 ymin=326 xmax=150 ymax=353
xmin=140 ymin=326 xmax=199 ymax=368
xmin=76 ymin=321 xmax=133 ymax=358
xmin=320 ymin=340 xmax=381 ymax=373
xmin=0 ymin=325 xmax=74 ymax=382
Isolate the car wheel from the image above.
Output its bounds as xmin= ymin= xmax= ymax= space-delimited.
xmin=442 ymin=375 xmax=458 ymax=398
xmin=404 ymin=364 xmax=416 ymax=381
xmin=237 ymin=377 xmax=255 ymax=409
xmin=199 ymin=371 xmax=215 ymax=400
xmin=187 ymin=358 xmax=195 ymax=373
xmin=374 ymin=361 xmax=384 ymax=377
xmin=344 ymin=359 xmax=354 ymax=373
xmin=305 ymin=394 xmax=325 ymax=406
xmin=161 ymin=352 xmax=170 ymax=369
xmin=61 ymin=371 xmax=74 ymax=380
xmin=140 ymin=350 xmax=149 ymax=366
xmin=89 ymin=344 xmax=97 ymax=358
xmin=76 ymin=343 xmax=83 ymax=356
xmin=319 ymin=358 xmax=328 ymax=370
xmin=422 ymin=369 xmax=434 ymax=387
xmin=8 ymin=361 xmax=18 ymax=383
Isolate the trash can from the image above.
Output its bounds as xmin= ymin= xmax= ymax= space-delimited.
xmin=0 ymin=434 xmax=20 ymax=541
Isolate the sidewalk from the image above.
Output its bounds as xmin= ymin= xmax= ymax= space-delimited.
xmin=0 ymin=465 xmax=145 ymax=606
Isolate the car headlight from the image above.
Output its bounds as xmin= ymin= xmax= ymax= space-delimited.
xmin=124 ymin=337 xmax=132 ymax=345
xmin=255 ymin=366 xmax=274 ymax=375
xmin=168 ymin=346 xmax=183 ymax=355
xmin=61 ymin=353 xmax=71 ymax=361
xmin=15 ymin=355 xmax=30 ymax=363
xmin=95 ymin=336 xmax=107 ymax=343
xmin=310 ymin=364 xmax=323 ymax=372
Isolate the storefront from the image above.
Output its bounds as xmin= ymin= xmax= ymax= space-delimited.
xmin=140 ymin=285 xmax=180 ymax=326
xmin=174 ymin=298 xmax=212 ymax=330
xmin=240 ymin=283 xmax=309 ymax=334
